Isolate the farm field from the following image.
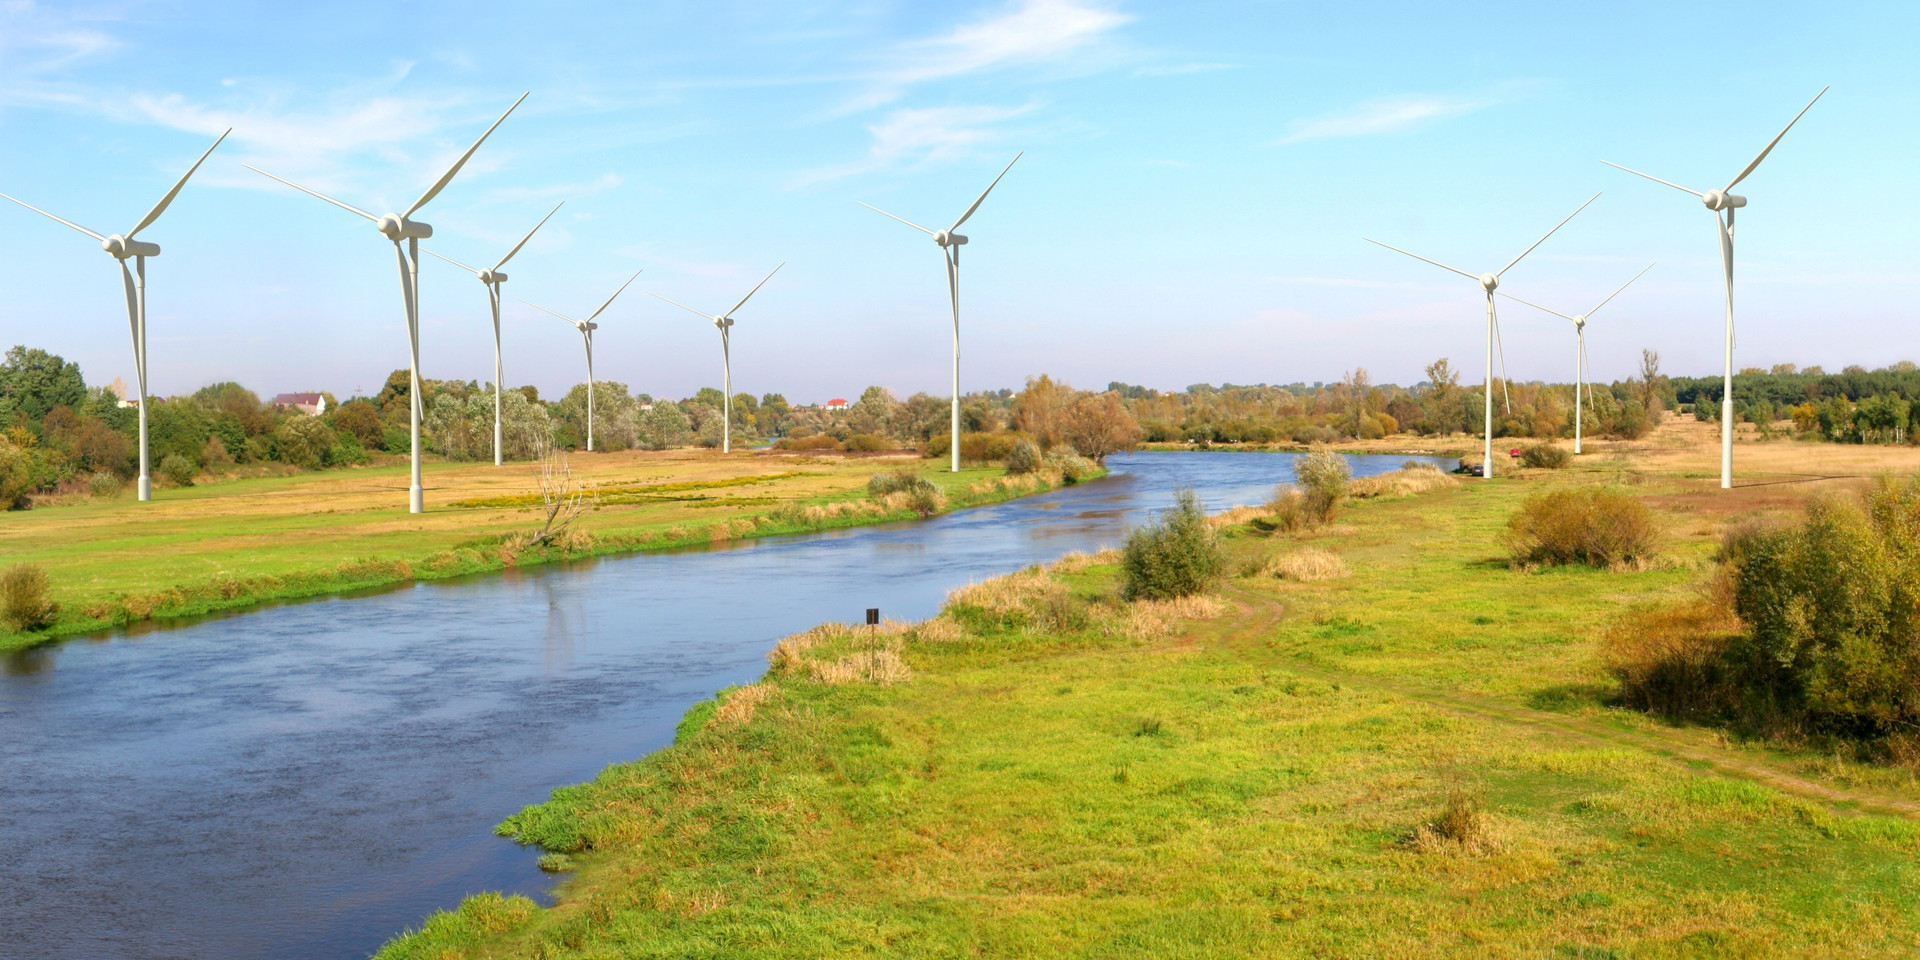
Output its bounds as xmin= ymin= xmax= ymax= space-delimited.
xmin=378 ymin=421 xmax=1920 ymax=958
xmin=0 ymin=448 xmax=1056 ymax=651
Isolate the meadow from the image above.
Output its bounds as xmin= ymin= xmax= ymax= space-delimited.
xmin=0 ymin=449 xmax=1073 ymax=651
xmin=376 ymin=421 xmax=1920 ymax=958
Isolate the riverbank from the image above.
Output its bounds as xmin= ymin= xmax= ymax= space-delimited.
xmin=0 ymin=450 xmax=1097 ymax=653
xmin=379 ymin=435 xmax=1920 ymax=957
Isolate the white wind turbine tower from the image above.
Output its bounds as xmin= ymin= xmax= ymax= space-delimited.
xmin=1501 ymin=263 xmax=1656 ymax=455
xmin=1366 ymin=193 xmax=1599 ymax=478
xmin=649 ymin=263 xmax=783 ymax=454
xmin=859 ymin=153 xmax=1021 ymax=472
xmin=424 ymin=201 xmax=564 ymax=465
xmin=520 ymin=269 xmax=643 ymax=453
xmin=1603 ymin=87 xmax=1827 ymax=490
xmin=1 ymin=128 xmax=229 ymax=502
xmin=245 ymin=92 xmax=528 ymax=513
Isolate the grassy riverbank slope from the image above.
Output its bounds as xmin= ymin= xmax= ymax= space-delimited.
xmin=380 ymin=422 xmax=1920 ymax=958
xmin=0 ymin=450 xmax=1085 ymax=652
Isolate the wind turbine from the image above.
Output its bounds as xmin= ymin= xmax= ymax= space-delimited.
xmin=245 ymin=92 xmax=528 ymax=513
xmin=424 ymin=201 xmax=563 ymax=465
xmin=1366 ymin=192 xmax=1599 ymax=478
xmin=520 ymin=269 xmax=643 ymax=453
xmin=649 ymin=263 xmax=783 ymax=454
xmin=1 ymin=128 xmax=229 ymax=502
xmin=1603 ymin=87 xmax=1826 ymax=490
xmin=1501 ymin=263 xmax=1656 ymax=455
xmin=859 ymin=153 xmax=1020 ymax=472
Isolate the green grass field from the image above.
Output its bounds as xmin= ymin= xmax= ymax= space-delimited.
xmin=372 ymin=447 xmax=1920 ymax=958
xmin=0 ymin=449 xmax=1069 ymax=651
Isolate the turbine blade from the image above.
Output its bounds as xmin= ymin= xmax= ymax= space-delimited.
xmin=406 ymin=91 xmax=529 ymax=217
xmin=723 ymin=262 xmax=783 ymax=319
xmin=1599 ymin=160 xmax=1705 ymax=197
xmin=1727 ymin=86 xmax=1828 ymax=192
xmin=1497 ymin=291 xmax=1576 ymax=321
xmin=1362 ymin=238 xmax=1478 ymax=281
xmin=127 ymin=128 xmax=230 ymax=238
xmin=1494 ymin=305 xmax=1513 ymax=416
xmin=244 ymin=165 xmax=377 ymax=221
xmin=857 ymin=201 xmax=937 ymax=236
xmin=1586 ymin=262 xmax=1656 ymax=317
xmin=494 ymin=201 xmax=563 ymax=271
xmin=0 ymin=191 xmax=106 ymax=240
xmin=516 ymin=296 xmax=581 ymax=328
xmin=1499 ymin=192 xmax=1600 ymax=277
xmin=647 ymin=291 xmax=717 ymax=322
xmin=1719 ymin=211 xmax=1737 ymax=351
xmin=422 ymin=248 xmax=481 ymax=275
xmin=585 ymin=268 xmax=644 ymax=322
xmin=950 ymin=151 xmax=1022 ymax=232
xmin=119 ymin=260 xmax=140 ymax=349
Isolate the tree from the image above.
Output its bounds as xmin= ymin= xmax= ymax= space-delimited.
xmin=1010 ymin=374 xmax=1073 ymax=449
xmin=1061 ymin=391 xmax=1142 ymax=462
xmin=0 ymin=346 xmax=87 ymax=422
xmin=1340 ymin=368 xmax=1373 ymax=438
xmin=1638 ymin=349 xmax=1667 ymax=413
xmin=845 ymin=386 xmax=899 ymax=438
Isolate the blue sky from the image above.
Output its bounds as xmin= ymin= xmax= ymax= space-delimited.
xmin=0 ymin=1 xmax=1914 ymax=404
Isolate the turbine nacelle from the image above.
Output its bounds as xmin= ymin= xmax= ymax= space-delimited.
xmin=1702 ymin=190 xmax=1747 ymax=211
xmin=477 ymin=269 xmax=506 ymax=284
xmin=934 ymin=230 xmax=968 ymax=247
xmin=377 ymin=214 xmax=434 ymax=241
xmin=716 ymin=317 xmax=735 ymax=329
xmin=1479 ymin=272 xmax=1499 ymax=292
xmin=102 ymin=235 xmax=162 ymax=259
xmin=583 ymin=322 xmax=598 ymax=332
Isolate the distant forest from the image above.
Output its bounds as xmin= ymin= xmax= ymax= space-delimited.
xmin=4 ymin=342 xmax=1917 ymax=507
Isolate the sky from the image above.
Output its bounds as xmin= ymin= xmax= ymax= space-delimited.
xmin=0 ymin=0 xmax=1915 ymax=405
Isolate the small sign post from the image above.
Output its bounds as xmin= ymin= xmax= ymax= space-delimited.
xmin=865 ymin=608 xmax=880 ymax=627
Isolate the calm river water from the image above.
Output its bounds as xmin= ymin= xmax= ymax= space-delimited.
xmin=0 ymin=451 xmax=1452 ymax=960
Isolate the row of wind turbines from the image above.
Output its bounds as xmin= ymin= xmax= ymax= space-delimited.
xmin=1368 ymin=86 xmax=1826 ymax=484
xmin=2 ymin=84 xmax=1824 ymax=509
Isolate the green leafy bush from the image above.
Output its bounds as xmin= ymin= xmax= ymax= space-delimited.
xmin=1044 ymin=450 xmax=1097 ymax=483
xmin=1294 ymin=444 xmax=1351 ymax=523
xmin=844 ymin=433 xmax=889 ymax=452
xmin=1006 ymin=438 xmax=1042 ymax=475
xmin=867 ymin=467 xmax=937 ymax=498
xmin=156 ymin=453 xmax=196 ymax=488
xmin=1520 ymin=443 xmax=1571 ymax=469
xmin=1121 ymin=488 xmax=1224 ymax=601
xmin=1503 ymin=487 xmax=1659 ymax=568
xmin=87 ymin=471 xmax=124 ymax=498
xmin=1 ymin=563 xmax=57 ymax=632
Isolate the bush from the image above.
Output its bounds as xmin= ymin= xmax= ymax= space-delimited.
xmin=0 ymin=438 xmax=33 ymax=509
xmin=1044 ymin=450 xmax=1098 ymax=483
xmin=1121 ymin=488 xmax=1224 ymax=601
xmin=87 ymin=471 xmax=124 ymax=498
xmin=1503 ymin=487 xmax=1659 ymax=568
xmin=1 ymin=563 xmax=57 ymax=632
xmin=867 ymin=467 xmax=937 ymax=498
xmin=1295 ymin=444 xmax=1350 ymax=523
xmin=1006 ymin=439 xmax=1042 ymax=475
xmin=156 ymin=453 xmax=196 ymax=488
xmin=1519 ymin=443 xmax=1571 ymax=469
xmin=1604 ymin=594 xmax=1741 ymax=719
xmin=844 ymin=433 xmax=889 ymax=452
xmin=1261 ymin=487 xmax=1312 ymax=533
xmin=778 ymin=434 xmax=842 ymax=451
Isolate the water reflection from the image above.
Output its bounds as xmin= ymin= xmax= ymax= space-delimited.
xmin=0 ymin=451 xmax=1449 ymax=960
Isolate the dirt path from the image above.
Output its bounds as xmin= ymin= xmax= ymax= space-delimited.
xmin=1211 ymin=582 xmax=1920 ymax=820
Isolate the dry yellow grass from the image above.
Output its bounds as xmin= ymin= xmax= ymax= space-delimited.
xmin=1262 ymin=547 xmax=1351 ymax=582
xmin=1350 ymin=462 xmax=1457 ymax=498
xmin=713 ymin=682 xmax=780 ymax=725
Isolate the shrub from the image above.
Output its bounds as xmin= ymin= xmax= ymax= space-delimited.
xmin=1121 ymin=488 xmax=1224 ymax=601
xmin=1044 ymin=450 xmax=1097 ymax=483
xmin=844 ymin=432 xmax=889 ymax=452
xmin=867 ymin=467 xmax=937 ymax=498
xmin=778 ymin=434 xmax=842 ymax=451
xmin=1006 ymin=438 xmax=1042 ymax=475
xmin=1503 ymin=487 xmax=1659 ymax=568
xmin=1261 ymin=487 xmax=1312 ymax=533
xmin=1262 ymin=547 xmax=1350 ymax=582
xmin=1519 ymin=443 xmax=1571 ymax=469
xmin=0 ymin=438 xmax=34 ymax=508
xmin=87 ymin=471 xmax=124 ymax=499
xmin=1 ymin=563 xmax=57 ymax=632
xmin=1295 ymin=444 xmax=1351 ymax=523
xmin=1604 ymin=593 xmax=1742 ymax=719
xmin=156 ymin=453 xmax=196 ymax=488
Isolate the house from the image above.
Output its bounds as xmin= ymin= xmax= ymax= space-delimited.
xmin=272 ymin=392 xmax=328 ymax=416
xmin=826 ymin=398 xmax=848 ymax=411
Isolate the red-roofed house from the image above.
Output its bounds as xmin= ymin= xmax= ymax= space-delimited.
xmin=826 ymin=398 xmax=848 ymax=411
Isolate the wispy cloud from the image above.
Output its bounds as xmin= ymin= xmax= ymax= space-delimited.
xmin=793 ymin=103 xmax=1035 ymax=186
xmin=1276 ymin=94 xmax=1491 ymax=144
xmin=841 ymin=0 xmax=1130 ymax=113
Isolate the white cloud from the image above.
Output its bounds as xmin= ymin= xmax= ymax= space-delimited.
xmin=843 ymin=0 xmax=1130 ymax=112
xmin=1277 ymin=94 xmax=1490 ymax=144
xmin=793 ymin=103 xmax=1034 ymax=186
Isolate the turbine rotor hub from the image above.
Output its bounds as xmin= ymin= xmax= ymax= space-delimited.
xmin=933 ymin=230 xmax=967 ymax=247
xmin=1702 ymin=190 xmax=1747 ymax=211
xmin=101 ymin=235 xmax=161 ymax=259
xmin=377 ymin=214 xmax=434 ymax=241
xmin=1479 ymin=273 xmax=1499 ymax=292
xmin=478 ymin=269 xmax=504 ymax=284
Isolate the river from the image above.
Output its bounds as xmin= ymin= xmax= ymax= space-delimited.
xmin=0 ymin=451 xmax=1452 ymax=960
